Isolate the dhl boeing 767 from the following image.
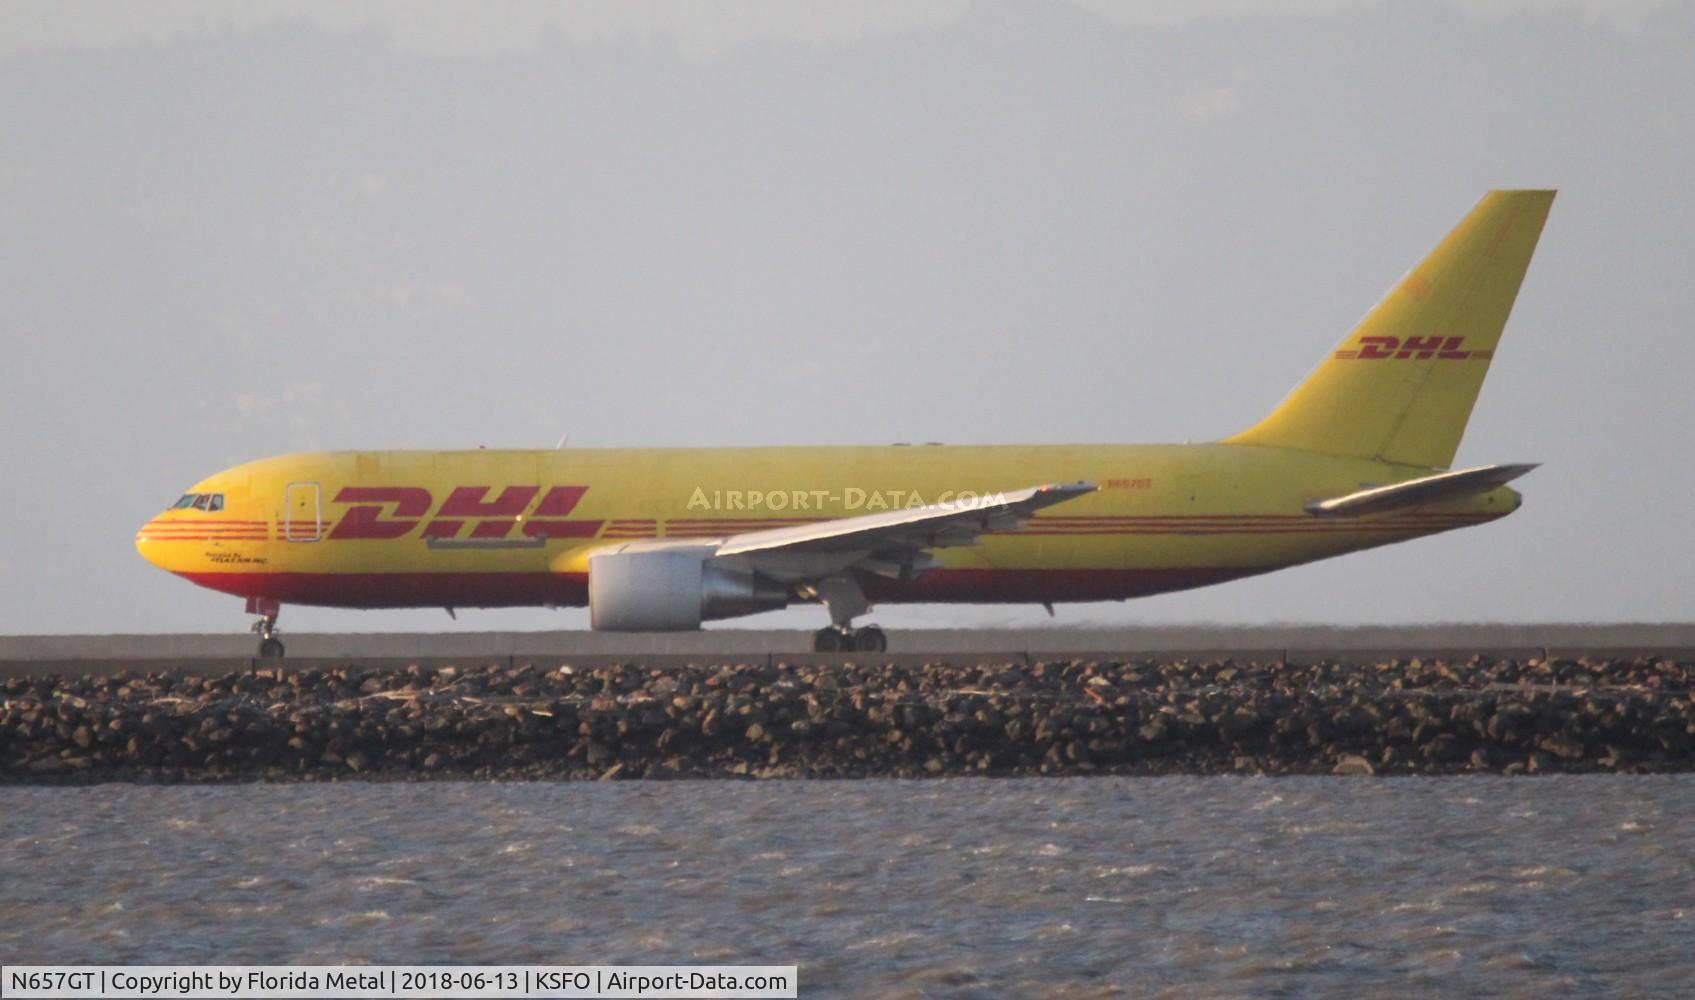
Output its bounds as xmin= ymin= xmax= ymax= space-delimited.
xmin=139 ymin=191 xmax=1553 ymax=656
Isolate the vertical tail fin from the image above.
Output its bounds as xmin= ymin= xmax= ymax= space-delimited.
xmin=1225 ymin=190 xmax=1555 ymax=469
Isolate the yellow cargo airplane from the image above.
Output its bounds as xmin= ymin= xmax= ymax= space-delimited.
xmin=139 ymin=191 xmax=1553 ymax=656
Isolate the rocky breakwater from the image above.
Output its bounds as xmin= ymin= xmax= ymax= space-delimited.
xmin=2 ymin=656 xmax=1693 ymax=783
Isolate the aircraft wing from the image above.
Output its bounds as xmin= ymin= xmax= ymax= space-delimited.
xmin=715 ymin=482 xmax=1097 ymax=559
xmin=1306 ymin=463 xmax=1538 ymax=516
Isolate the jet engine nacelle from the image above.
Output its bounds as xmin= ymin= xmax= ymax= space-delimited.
xmin=588 ymin=549 xmax=789 ymax=631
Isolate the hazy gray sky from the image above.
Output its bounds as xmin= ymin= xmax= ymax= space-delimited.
xmin=1 ymin=1 xmax=1679 ymax=56
xmin=2 ymin=0 xmax=1691 ymax=634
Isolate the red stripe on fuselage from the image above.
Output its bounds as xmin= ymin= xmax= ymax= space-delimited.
xmin=139 ymin=537 xmax=269 ymax=543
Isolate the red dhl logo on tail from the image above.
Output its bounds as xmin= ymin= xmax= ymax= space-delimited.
xmin=328 ymin=486 xmax=601 ymax=540
xmin=1333 ymin=335 xmax=1493 ymax=361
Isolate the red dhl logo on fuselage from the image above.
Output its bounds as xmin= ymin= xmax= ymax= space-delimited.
xmin=1333 ymin=335 xmax=1493 ymax=361
xmin=328 ymin=486 xmax=601 ymax=540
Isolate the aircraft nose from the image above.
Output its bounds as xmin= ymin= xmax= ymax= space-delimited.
xmin=135 ymin=514 xmax=169 ymax=568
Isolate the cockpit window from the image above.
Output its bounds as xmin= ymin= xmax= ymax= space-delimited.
xmin=172 ymin=493 xmax=225 ymax=512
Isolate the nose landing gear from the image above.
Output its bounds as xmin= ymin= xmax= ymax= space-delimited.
xmin=255 ymin=630 xmax=284 ymax=659
xmin=247 ymin=596 xmax=284 ymax=658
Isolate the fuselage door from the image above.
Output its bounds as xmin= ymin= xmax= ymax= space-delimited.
xmin=284 ymin=482 xmax=321 ymax=542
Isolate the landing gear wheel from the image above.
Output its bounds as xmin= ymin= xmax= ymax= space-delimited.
xmin=813 ymin=625 xmax=888 ymax=653
xmin=249 ymin=599 xmax=283 ymax=659
xmin=853 ymin=626 xmax=887 ymax=653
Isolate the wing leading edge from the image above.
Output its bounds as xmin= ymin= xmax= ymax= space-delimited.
xmin=717 ymin=481 xmax=1096 ymax=558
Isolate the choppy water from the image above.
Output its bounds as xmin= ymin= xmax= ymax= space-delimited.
xmin=2 ymin=778 xmax=1691 ymax=998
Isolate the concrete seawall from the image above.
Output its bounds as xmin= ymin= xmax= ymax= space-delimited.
xmin=4 ymin=624 xmax=1695 ymax=679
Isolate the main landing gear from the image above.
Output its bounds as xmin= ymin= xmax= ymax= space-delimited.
xmin=812 ymin=624 xmax=888 ymax=653
xmin=801 ymin=573 xmax=889 ymax=653
xmin=248 ymin=596 xmax=284 ymax=658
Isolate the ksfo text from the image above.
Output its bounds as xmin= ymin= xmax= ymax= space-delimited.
xmin=535 ymin=969 xmax=769 ymax=996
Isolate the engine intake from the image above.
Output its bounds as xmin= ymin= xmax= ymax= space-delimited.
xmin=589 ymin=549 xmax=789 ymax=631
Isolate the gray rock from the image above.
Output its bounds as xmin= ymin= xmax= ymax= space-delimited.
xmin=1331 ymin=754 xmax=1375 ymax=776
xmin=1538 ymin=735 xmax=1585 ymax=760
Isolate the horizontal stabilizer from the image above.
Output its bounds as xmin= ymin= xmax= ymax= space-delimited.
xmin=1306 ymin=463 xmax=1538 ymax=517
